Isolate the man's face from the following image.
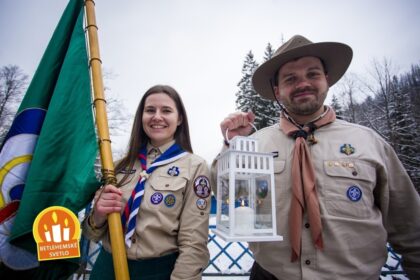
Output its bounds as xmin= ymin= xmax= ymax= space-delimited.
xmin=274 ymin=56 xmax=329 ymax=118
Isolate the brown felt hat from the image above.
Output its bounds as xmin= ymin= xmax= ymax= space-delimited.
xmin=252 ymin=35 xmax=353 ymax=100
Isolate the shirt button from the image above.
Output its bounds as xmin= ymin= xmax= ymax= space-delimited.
xmin=305 ymin=260 xmax=311 ymax=265
xmin=304 ymin=223 xmax=310 ymax=228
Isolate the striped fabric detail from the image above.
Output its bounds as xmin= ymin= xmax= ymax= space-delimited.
xmin=121 ymin=143 xmax=187 ymax=247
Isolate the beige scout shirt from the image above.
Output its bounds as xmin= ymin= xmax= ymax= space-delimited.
xmin=212 ymin=119 xmax=420 ymax=280
xmin=83 ymin=141 xmax=211 ymax=280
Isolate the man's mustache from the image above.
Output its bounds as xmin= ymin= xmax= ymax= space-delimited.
xmin=291 ymin=86 xmax=318 ymax=97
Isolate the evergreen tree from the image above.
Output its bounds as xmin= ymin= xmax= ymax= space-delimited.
xmin=235 ymin=51 xmax=260 ymax=121
xmin=259 ymin=43 xmax=280 ymax=127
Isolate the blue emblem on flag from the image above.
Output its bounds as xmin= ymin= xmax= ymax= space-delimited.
xmin=167 ymin=166 xmax=180 ymax=176
xmin=164 ymin=194 xmax=176 ymax=207
xmin=151 ymin=192 xmax=163 ymax=205
xmin=346 ymin=185 xmax=362 ymax=202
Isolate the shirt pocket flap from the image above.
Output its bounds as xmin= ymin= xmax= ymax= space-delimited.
xmin=274 ymin=160 xmax=286 ymax=174
xmin=148 ymin=173 xmax=187 ymax=191
xmin=323 ymin=160 xmax=375 ymax=183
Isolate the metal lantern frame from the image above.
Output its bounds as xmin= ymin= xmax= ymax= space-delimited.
xmin=213 ymin=135 xmax=283 ymax=242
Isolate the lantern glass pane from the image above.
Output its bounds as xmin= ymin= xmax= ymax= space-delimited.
xmin=220 ymin=175 xmax=230 ymax=229
xmin=255 ymin=175 xmax=273 ymax=229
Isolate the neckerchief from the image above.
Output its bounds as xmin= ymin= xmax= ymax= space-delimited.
xmin=121 ymin=143 xmax=187 ymax=247
xmin=280 ymin=106 xmax=336 ymax=262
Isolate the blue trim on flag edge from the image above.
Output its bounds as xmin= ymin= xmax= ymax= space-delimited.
xmin=1 ymin=108 xmax=46 ymax=151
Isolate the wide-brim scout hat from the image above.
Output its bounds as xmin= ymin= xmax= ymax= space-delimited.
xmin=252 ymin=35 xmax=353 ymax=100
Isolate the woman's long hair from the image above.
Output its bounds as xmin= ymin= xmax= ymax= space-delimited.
xmin=115 ymin=85 xmax=193 ymax=186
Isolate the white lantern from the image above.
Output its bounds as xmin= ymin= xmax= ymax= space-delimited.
xmin=213 ymin=135 xmax=283 ymax=242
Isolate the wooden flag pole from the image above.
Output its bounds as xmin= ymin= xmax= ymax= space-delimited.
xmin=84 ymin=1 xmax=130 ymax=279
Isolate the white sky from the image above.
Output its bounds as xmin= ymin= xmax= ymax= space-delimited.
xmin=1 ymin=0 xmax=419 ymax=163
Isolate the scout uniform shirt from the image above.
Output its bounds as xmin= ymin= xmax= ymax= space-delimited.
xmin=83 ymin=140 xmax=211 ymax=280
xmin=212 ymin=119 xmax=420 ymax=280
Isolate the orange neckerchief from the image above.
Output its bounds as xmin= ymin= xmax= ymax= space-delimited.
xmin=280 ymin=106 xmax=336 ymax=262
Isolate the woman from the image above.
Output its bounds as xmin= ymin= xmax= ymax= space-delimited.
xmin=83 ymin=85 xmax=211 ymax=280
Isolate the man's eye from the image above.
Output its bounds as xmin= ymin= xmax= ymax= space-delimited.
xmin=308 ymin=72 xmax=320 ymax=78
xmin=284 ymin=77 xmax=295 ymax=83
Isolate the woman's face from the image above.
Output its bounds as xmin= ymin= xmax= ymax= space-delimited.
xmin=142 ymin=92 xmax=181 ymax=147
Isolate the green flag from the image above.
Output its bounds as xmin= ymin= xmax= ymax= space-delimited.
xmin=0 ymin=0 xmax=100 ymax=277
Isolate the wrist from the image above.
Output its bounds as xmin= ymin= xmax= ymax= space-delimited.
xmin=88 ymin=212 xmax=106 ymax=230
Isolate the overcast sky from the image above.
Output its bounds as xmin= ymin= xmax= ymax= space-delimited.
xmin=1 ymin=0 xmax=419 ymax=163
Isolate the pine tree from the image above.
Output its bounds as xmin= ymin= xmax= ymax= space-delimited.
xmin=259 ymin=43 xmax=280 ymax=127
xmin=235 ymin=51 xmax=259 ymax=118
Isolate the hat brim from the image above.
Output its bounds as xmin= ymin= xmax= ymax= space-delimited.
xmin=252 ymin=42 xmax=353 ymax=100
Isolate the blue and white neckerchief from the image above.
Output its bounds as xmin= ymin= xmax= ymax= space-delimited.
xmin=121 ymin=143 xmax=187 ymax=247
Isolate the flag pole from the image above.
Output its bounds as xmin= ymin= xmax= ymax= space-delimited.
xmin=84 ymin=1 xmax=130 ymax=279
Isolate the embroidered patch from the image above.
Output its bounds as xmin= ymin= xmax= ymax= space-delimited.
xmin=150 ymin=192 xmax=163 ymax=205
xmin=256 ymin=180 xmax=268 ymax=199
xmin=346 ymin=185 xmax=362 ymax=202
xmin=167 ymin=166 xmax=180 ymax=176
xmin=164 ymin=194 xmax=176 ymax=207
xmin=196 ymin=198 xmax=207 ymax=210
xmin=340 ymin=144 xmax=355 ymax=156
xmin=194 ymin=176 xmax=211 ymax=198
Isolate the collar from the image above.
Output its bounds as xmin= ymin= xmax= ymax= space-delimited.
xmin=282 ymin=105 xmax=330 ymax=129
xmin=146 ymin=139 xmax=176 ymax=156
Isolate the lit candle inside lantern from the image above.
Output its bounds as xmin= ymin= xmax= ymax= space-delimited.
xmin=234 ymin=200 xmax=254 ymax=235
xmin=51 ymin=211 xmax=62 ymax=242
xmin=63 ymin=218 xmax=70 ymax=241
xmin=44 ymin=224 xmax=51 ymax=242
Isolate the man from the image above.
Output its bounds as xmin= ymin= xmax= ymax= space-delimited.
xmin=214 ymin=35 xmax=420 ymax=279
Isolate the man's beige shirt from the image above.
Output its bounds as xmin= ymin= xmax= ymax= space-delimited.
xmin=83 ymin=141 xmax=211 ymax=280
xmin=212 ymin=119 xmax=420 ymax=280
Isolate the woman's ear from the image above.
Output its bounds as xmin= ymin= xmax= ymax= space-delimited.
xmin=177 ymin=116 xmax=183 ymax=126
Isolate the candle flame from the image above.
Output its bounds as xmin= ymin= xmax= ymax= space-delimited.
xmin=52 ymin=211 xmax=58 ymax=223
xmin=64 ymin=218 xmax=68 ymax=227
xmin=44 ymin=224 xmax=48 ymax=231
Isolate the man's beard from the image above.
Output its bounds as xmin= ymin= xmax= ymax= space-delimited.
xmin=286 ymin=87 xmax=328 ymax=116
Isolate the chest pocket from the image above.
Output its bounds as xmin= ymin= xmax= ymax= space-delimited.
xmin=320 ymin=159 xmax=376 ymax=219
xmin=146 ymin=172 xmax=187 ymax=211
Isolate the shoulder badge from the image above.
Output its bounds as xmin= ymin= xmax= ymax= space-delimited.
xmin=194 ymin=176 xmax=211 ymax=198
xmin=196 ymin=198 xmax=207 ymax=210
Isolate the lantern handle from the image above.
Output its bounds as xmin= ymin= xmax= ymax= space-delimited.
xmin=225 ymin=122 xmax=258 ymax=144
